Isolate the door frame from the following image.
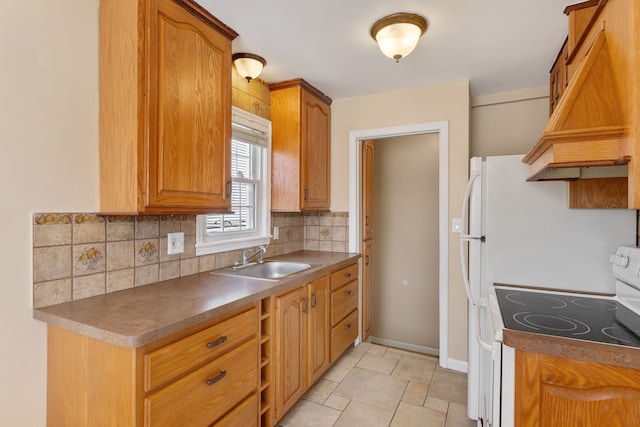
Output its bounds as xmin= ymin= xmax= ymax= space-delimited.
xmin=348 ymin=121 xmax=450 ymax=368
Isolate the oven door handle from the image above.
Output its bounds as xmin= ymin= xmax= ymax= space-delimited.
xmin=475 ymin=297 xmax=494 ymax=352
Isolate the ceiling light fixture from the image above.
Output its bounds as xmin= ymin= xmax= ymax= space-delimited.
xmin=232 ymin=53 xmax=267 ymax=82
xmin=370 ymin=12 xmax=428 ymax=63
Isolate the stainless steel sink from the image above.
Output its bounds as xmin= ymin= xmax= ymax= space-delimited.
xmin=211 ymin=261 xmax=312 ymax=281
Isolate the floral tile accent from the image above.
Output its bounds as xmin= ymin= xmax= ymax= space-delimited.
xmin=73 ymin=244 xmax=106 ymax=276
xmin=74 ymin=213 xmax=105 ymax=224
xmin=34 ymin=213 xmax=72 ymax=225
xmin=136 ymin=240 xmax=159 ymax=265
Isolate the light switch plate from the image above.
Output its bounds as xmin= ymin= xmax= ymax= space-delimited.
xmin=452 ymin=218 xmax=462 ymax=234
xmin=167 ymin=232 xmax=185 ymax=255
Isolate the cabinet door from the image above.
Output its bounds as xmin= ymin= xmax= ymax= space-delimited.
xmin=301 ymin=90 xmax=330 ymax=211
xmin=146 ymin=0 xmax=231 ymax=211
xmin=308 ymin=276 xmax=330 ymax=385
xmin=362 ymin=240 xmax=374 ymax=341
xmin=362 ymin=140 xmax=374 ymax=240
xmin=516 ymin=350 xmax=640 ymax=427
xmin=274 ymin=287 xmax=307 ymax=420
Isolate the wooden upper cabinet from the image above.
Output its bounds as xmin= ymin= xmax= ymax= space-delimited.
xmin=99 ymin=0 xmax=237 ymax=214
xmin=270 ymin=79 xmax=332 ymax=212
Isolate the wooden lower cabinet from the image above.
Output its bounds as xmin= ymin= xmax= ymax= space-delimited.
xmin=515 ymin=350 xmax=640 ymax=426
xmin=308 ymin=275 xmax=331 ymax=385
xmin=274 ymin=286 xmax=307 ymax=420
xmin=45 ymin=260 xmax=361 ymax=427
xmin=47 ymin=304 xmax=259 ymax=426
xmin=274 ymin=276 xmax=331 ymax=421
xmin=330 ymin=262 xmax=359 ymax=363
xmin=273 ymin=264 xmax=360 ymax=423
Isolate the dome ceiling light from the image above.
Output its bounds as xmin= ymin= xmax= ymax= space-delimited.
xmin=232 ymin=53 xmax=267 ymax=82
xmin=370 ymin=12 xmax=428 ymax=62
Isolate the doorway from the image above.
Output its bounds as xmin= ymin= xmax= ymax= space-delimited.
xmin=348 ymin=121 xmax=450 ymax=367
xmin=371 ymin=134 xmax=440 ymax=353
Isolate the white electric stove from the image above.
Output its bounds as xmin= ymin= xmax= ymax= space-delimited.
xmin=487 ymin=246 xmax=640 ymax=427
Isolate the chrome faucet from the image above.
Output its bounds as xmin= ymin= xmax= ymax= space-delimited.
xmin=241 ymin=245 xmax=267 ymax=266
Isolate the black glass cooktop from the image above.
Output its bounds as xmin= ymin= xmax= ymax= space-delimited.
xmin=495 ymin=288 xmax=640 ymax=348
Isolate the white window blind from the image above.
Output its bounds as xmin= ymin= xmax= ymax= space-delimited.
xmin=196 ymin=107 xmax=271 ymax=255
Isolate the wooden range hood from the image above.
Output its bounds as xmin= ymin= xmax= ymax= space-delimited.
xmin=523 ymin=27 xmax=629 ymax=182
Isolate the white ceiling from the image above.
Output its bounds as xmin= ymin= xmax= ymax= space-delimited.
xmin=200 ymin=0 xmax=577 ymax=100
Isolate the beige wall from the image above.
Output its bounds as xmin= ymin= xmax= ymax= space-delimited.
xmin=1 ymin=0 xmax=99 ymax=424
xmin=470 ymin=86 xmax=549 ymax=157
xmin=331 ymin=80 xmax=470 ymax=363
xmin=373 ymin=134 xmax=440 ymax=349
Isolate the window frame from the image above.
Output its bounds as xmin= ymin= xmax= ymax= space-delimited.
xmin=195 ymin=107 xmax=271 ymax=255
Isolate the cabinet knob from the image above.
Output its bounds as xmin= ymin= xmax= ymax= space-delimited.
xmin=206 ymin=336 xmax=227 ymax=349
xmin=345 ymin=290 xmax=352 ymax=296
xmin=345 ymin=322 xmax=352 ymax=329
xmin=345 ymin=273 xmax=352 ymax=279
xmin=205 ymin=370 xmax=227 ymax=386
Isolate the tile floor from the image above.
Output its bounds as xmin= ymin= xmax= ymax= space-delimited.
xmin=278 ymin=342 xmax=476 ymax=427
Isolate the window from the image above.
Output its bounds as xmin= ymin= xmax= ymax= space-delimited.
xmin=196 ymin=107 xmax=271 ymax=255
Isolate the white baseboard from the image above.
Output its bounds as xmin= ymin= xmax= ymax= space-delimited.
xmin=446 ymin=358 xmax=468 ymax=373
xmin=369 ymin=336 xmax=439 ymax=357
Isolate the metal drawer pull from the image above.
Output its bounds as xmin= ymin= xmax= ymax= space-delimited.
xmin=311 ymin=292 xmax=317 ymax=308
xmin=345 ymin=290 xmax=352 ymax=296
xmin=206 ymin=336 xmax=227 ymax=349
xmin=206 ymin=370 xmax=227 ymax=386
xmin=345 ymin=322 xmax=352 ymax=329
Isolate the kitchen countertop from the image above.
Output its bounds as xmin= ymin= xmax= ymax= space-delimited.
xmin=503 ymin=329 xmax=640 ymax=370
xmin=33 ymin=251 xmax=360 ymax=348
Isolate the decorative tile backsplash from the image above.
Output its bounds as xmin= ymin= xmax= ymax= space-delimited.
xmin=32 ymin=212 xmax=349 ymax=308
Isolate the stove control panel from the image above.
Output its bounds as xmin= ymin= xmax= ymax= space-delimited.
xmin=611 ymin=246 xmax=640 ymax=288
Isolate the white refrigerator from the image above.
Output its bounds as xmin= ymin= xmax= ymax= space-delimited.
xmin=459 ymin=155 xmax=636 ymax=426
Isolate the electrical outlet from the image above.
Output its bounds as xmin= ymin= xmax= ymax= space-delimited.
xmin=452 ymin=218 xmax=462 ymax=234
xmin=273 ymin=226 xmax=279 ymax=240
xmin=167 ymin=232 xmax=184 ymax=255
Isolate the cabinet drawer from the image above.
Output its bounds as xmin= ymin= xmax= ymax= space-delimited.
xmin=330 ymin=309 xmax=358 ymax=362
xmin=145 ymin=337 xmax=258 ymax=427
xmin=331 ymin=280 xmax=358 ymax=327
xmin=212 ymin=393 xmax=258 ymax=427
xmin=145 ymin=307 xmax=257 ymax=391
xmin=330 ymin=263 xmax=358 ymax=291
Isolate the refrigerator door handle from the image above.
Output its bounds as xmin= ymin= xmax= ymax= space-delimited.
xmin=460 ymin=170 xmax=482 ymax=304
xmin=475 ymin=297 xmax=494 ymax=352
